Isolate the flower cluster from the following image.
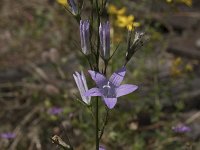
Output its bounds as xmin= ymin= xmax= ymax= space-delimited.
xmin=170 ymin=57 xmax=194 ymax=77
xmin=74 ymin=16 xmax=140 ymax=109
xmin=55 ymin=1 xmax=145 ymax=149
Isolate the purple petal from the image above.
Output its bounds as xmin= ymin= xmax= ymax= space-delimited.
xmin=172 ymin=124 xmax=191 ymax=133
xmin=88 ymin=70 xmax=107 ymax=86
xmin=99 ymin=146 xmax=106 ymax=150
xmin=73 ymin=71 xmax=91 ymax=104
xmin=116 ymin=84 xmax=138 ymax=97
xmin=85 ymin=88 xmax=102 ymax=97
xmin=103 ymin=97 xmax=117 ymax=109
xmin=1 ymin=133 xmax=16 ymax=139
xmin=48 ymin=107 xmax=62 ymax=115
xmin=109 ymin=67 xmax=126 ymax=86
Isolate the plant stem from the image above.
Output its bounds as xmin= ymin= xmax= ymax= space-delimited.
xmin=95 ymin=97 xmax=99 ymax=150
xmin=95 ymin=0 xmax=100 ymax=71
xmin=99 ymin=108 xmax=109 ymax=140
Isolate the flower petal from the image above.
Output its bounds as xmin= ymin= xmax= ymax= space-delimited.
xmin=109 ymin=67 xmax=126 ymax=86
xmin=103 ymin=97 xmax=117 ymax=109
xmin=116 ymin=84 xmax=138 ymax=97
xmin=85 ymin=88 xmax=102 ymax=97
xmin=88 ymin=70 xmax=107 ymax=86
xmin=73 ymin=72 xmax=91 ymax=104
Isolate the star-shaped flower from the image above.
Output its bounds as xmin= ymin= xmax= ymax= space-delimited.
xmin=85 ymin=67 xmax=138 ymax=109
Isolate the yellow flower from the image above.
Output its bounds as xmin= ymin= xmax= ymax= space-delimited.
xmin=117 ymin=7 xmax=126 ymax=15
xmin=173 ymin=57 xmax=182 ymax=66
xmin=180 ymin=0 xmax=192 ymax=6
xmin=108 ymin=5 xmax=126 ymax=15
xmin=57 ymin=0 xmax=68 ymax=6
xmin=127 ymin=22 xmax=141 ymax=31
xmin=108 ymin=4 xmax=118 ymax=14
xmin=185 ymin=64 xmax=193 ymax=72
xmin=116 ymin=15 xmax=134 ymax=27
xmin=116 ymin=15 xmax=140 ymax=30
xmin=166 ymin=0 xmax=173 ymax=3
xmin=171 ymin=67 xmax=182 ymax=77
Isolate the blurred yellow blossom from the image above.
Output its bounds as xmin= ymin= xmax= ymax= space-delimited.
xmin=108 ymin=5 xmax=117 ymax=14
xmin=166 ymin=0 xmax=192 ymax=6
xmin=116 ymin=15 xmax=134 ymax=27
xmin=127 ymin=22 xmax=141 ymax=31
xmin=180 ymin=0 xmax=192 ymax=6
xmin=171 ymin=57 xmax=183 ymax=77
xmin=173 ymin=57 xmax=182 ymax=66
xmin=166 ymin=0 xmax=173 ymax=3
xmin=57 ymin=0 xmax=68 ymax=6
xmin=185 ymin=64 xmax=193 ymax=72
xmin=116 ymin=15 xmax=140 ymax=30
xmin=171 ymin=66 xmax=182 ymax=77
xmin=117 ymin=8 xmax=127 ymax=15
xmin=108 ymin=5 xmax=126 ymax=15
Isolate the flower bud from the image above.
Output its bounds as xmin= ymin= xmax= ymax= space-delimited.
xmin=67 ymin=0 xmax=78 ymax=15
xmin=80 ymin=20 xmax=90 ymax=55
xmin=99 ymin=22 xmax=110 ymax=60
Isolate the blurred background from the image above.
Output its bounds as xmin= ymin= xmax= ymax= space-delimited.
xmin=0 ymin=0 xmax=200 ymax=149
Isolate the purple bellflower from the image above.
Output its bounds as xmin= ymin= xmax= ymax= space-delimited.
xmin=73 ymin=71 xmax=91 ymax=104
xmin=99 ymin=146 xmax=106 ymax=150
xmin=85 ymin=67 xmax=138 ymax=109
xmin=48 ymin=107 xmax=63 ymax=115
xmin=67 ymin=0 xmax=78 ymax=15
xmin=0 ymin=132 xmax=16 ymax=139
xmin=80 ymin=20 xmax=90 ymax=55
xmin=99 ymin=22 xmax=110 ymax=60
xmin=172 ymin=124 xmax=191 ymax=133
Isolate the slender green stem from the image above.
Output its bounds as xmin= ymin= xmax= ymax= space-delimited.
xmin=95 ymin=97 xmax=99 ymax=150
xmin=99 ymin=108 xmax=109 ymax=140
xmin=103 ymin=61 xmax=108 ymax=75
xmin=94 ymin=1 xmax=101 ymax=149
xmin=95 ymin=0 xmax=100 ymax=71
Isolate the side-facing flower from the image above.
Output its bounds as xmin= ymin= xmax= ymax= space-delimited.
xmin=99 ymin=22 xmax=110 ymax=60
xmin=48 ymin=107 xmax=63 ymax=115
xmin=80 ymin=20 xmax=90 ymax=55
xmin=73 ymin=71 xmax=91 ymax=104
xmin=85 ymin=67 xmax=138 ymax=109
xmin=67 ymin=0 xmax=78 ymax=15
xmin=172 ymin=124 xmax=191 ymax=133
xmin=99 ymin=146 xmax=106 ymax=150
xmin=0 ymin=132 xmax=16 ymax=139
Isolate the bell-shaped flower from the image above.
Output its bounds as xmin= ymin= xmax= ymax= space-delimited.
xmin=0 ymin=132 xmax=16 ymax=139
xmin=172 ymin=124 xmax=191 ymax=133
xmin=85 ymin=67 xmax=138 ymax=109
xmin=99 ymin=146 xmax=106 ymax=150
xmin=80 ymin=20 xmax=90 ymax=55
xmin=73 ymin=71 xmax=91 ymax=104
xmin=99 ymin=22 xmax=110 ymax=60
